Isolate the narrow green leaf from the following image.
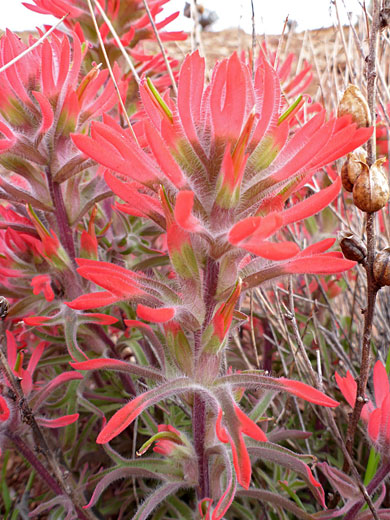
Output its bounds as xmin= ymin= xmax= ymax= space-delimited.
xmin=278 ymin=480 xmax=305 ymax=509
xmin=364 ymin=447 xmax=380 ymax=486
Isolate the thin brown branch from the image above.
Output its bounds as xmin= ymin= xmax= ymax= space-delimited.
xmin=286 ymin=282 xmax=379 ymax=518
xmin=343 ymin=0 xmax=380 ymax=477
xmin=141 ymin=0 xmax=178 ymax=97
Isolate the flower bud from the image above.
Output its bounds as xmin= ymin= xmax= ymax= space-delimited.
xmin=341 ymin=148 xmax=367 ymax=192
xmin=353 ymin=158 xmax=389 ymax=213
xmin=373 ymin=247 xmax=390 ymax=286
xmin=339 ymin=231 xmax=367 ymax=263
xmin=337 ymin=84 xmax=371 ymax=128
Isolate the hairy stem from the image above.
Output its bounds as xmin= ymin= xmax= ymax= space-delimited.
xmin=202 ymin=258 xmax=220 ymax=332
xmin=45 ymin=166 xmax=82 ymax=300
xmin=46 ymin=167 xmax=77 ymax=266
xmin=6 ymin=432 xmax=94 ymax=520
xmin=193 ymin=258 xmax=219 ymax=499
xmin=193 ymin=393 xmax=208 ymax=499
xmin=5 ymin=431 xmax=62 ymax=495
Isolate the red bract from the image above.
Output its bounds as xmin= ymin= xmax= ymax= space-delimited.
xmin=72 ymin=52 xmax=370 ymax=281
xmin=65 ymin=50 xmax=370 ymax=516
xmin=67 ymin=259 xmax=146 ymax=309
xmin=0 ymin=331 xmax=82 ymax=438
xmin=31 ymin=275 xmax=55 ymax=302
xmin=23 ymin=0 xmax=186 ymax=46
xmin=216 ymin=405 xmax=267 ymax=489
xmin=336 ymin=361 xmax=390 ymax=454
xmin=0 ymin=396 xmax=11 ymax=423
xmin=5 ymin=331 xmax=46 ymax=396
xmin=0 ymin=29 xmax=125 ymax=268
xmin=152 ymin=424 xmax=183 ymax=455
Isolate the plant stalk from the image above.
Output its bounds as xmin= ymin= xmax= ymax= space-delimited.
xmin=6 ymin=431 xmax=96 ymax=520
xmin=45 ymin=167 xmax=77 ymax=267
xmin=343 ymin=0 xmax=381 ymax=471
xmin=193 ymin=258 xmax=219 ymax=499
xmin=343 ymin=459 xmax=390 ymax=520
xmin=5 ymin=431 xmax=62 ymax=495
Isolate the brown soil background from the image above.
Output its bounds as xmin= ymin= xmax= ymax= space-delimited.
xmin=146 ymin=23 xmax=380 ymax=112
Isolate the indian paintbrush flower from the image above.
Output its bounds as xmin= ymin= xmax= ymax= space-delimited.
xmin=0 ymin=20 xmax=373 ymax=516
xmin=64 ymin=51 xmax=373 ymax=514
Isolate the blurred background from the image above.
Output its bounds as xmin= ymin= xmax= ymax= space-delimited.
xmin=2 ymin=0 xmax=362 ymax=34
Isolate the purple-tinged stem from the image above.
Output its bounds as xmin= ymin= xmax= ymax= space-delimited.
xmin=193 ymin=393 xmax=208 ymax=499
xmin=202 ymin=258 xmax=220 ymax=332
xmin=193 ymin=258 xmax=219 ymax=499
xmin=45 ymin=167 xmax=77 ymax=266
xmin=6 ymin=431 xmax=62 ymax=494
xmin=6 ymin=431 xmax=92 ymax=520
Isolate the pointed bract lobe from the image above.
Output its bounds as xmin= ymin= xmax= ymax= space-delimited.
xmin=37 ymin=413 xmax=79 ymax=428
xmin=373 ymin=360 xmax=390 ymax=408
xmin=335 ymin=369 xmax=372 ymax=422
xmin=210 ymin=54 xmax=249 ymax=141
xmin=75 ymin=259 xmax=144 ymax=297
xmin=97 ymin=394 xmax=147 ymax=444
xmin=250 ymin=55 xmax=281 ymax=148
xmin=136 ymin=304 xmax=175 ymax=323
xmin=177 ymin=51 xmax=205 ymax=145
xmin=228 ymin=213 xmax=300 ymax=260
xmin=216 ymin=404 xmax=267 ymax=489
xmin=279 ymin=378 xmax=339 ymax=407
xmin=66 ymin=259 xmax=145 ymax=310
xmin=174 ymin=191 xmax=202 ymax=232
xmin=282 ymin=177 xmax=342 ymax=226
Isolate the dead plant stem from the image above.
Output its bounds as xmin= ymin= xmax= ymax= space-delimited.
xmin=343 ymin=0 xmax=381 ymax=472
xmin=287 ymin=282 xmax=379 ymax=518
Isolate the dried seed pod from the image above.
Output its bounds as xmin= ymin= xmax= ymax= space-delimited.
xmin=373 ymin=247 xmax=390 ymax=286
xmin=353 ymin=158 xmax=390 ymax=212
xmin=341 ymin=147 xmax=367 ymax=192
xmin=341 ymin=161 xmax=354 ymax=192
xmin=338 ymin=231 xmax=367 ymax=263
xmin=380 ymin=8 xmax=390 ymax=31
xmin=0 ymin=296 xmax=9 ymax=319
xmin=348 ymin=148 xmax=367 ymax=183
xmin=337 ymin=85 xmax=371 ymax=128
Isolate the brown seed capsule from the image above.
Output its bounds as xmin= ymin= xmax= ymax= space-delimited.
xmin=373 ymin=247 xmax=390 ymax=286
xmin=353 ymin=157 xmax=390 ymax=213
xmin=337 ymin=85 xmax=371 ymax=128
xmin=341 ymin=148 xmax=367 ymax=192
xmin=341 ymin=161 xmax=354 ymax=192
xmin=338 ymin=231 xmax=367 ymax=263
xmin=0 ymin=296 xmax=9 ymax=319
xmin=380 ymin=8 xmax=390 ymax=31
